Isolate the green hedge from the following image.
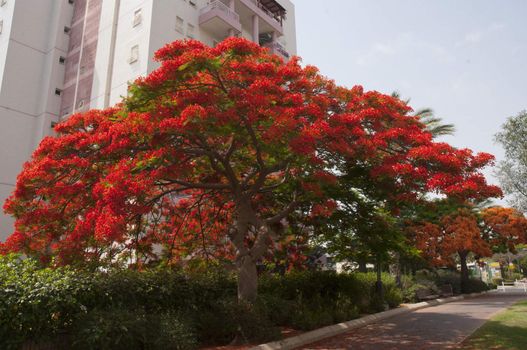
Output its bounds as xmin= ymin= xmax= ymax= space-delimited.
xmin=0 ymin=254 xmax=402 ymax=349
xmin=400 ymin=269 xmax=490 ymax=302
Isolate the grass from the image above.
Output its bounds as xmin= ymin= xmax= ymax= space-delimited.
xmin=461 ymin=299 xmax=527 ymax=350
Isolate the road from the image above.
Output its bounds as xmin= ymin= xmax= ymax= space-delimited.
xmin=303 ymin=290 xmax=527 ymax=350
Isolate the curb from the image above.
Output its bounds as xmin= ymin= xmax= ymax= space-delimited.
xmin=250 ymin=291 xmax=492 ymax=350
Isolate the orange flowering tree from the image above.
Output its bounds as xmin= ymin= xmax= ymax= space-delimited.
xmin=408 ymin=203 xmax=526 ymax=292
xmin=2 ymin=38 xmax=501 ymax=302
xmin=482 ymin=207 xmax=527 ymax=252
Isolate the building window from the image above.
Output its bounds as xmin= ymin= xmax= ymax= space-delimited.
xmin=129 ymin=45 xmax=139 ymax=63
xmin=133 ymin=8 xmax=142 ymax=27
xmin=64 ymin=26 xmax=71 ymax=34
xmin=55 ymin=88 xmax=62 ymax=96
xmin=68 ymin=0 xmax=74 ymax=4
xmin=175 ymin=16 xmax=184 ymax=33
xmin=186 ymin=23 xmax=195 ymax=38
xmin=59 ymin=56 xmax=66 ymax=64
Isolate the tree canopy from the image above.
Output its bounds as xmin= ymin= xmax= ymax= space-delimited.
xmin=495 ymin=110 xmax=527 ymax=211
xmin=2 ymin=38 xmax=503 ymax=301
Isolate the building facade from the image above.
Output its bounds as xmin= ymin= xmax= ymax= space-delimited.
xmin=0 ymin=0 xmax=296 ymax=240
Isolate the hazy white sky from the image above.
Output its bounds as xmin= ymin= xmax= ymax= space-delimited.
xmin=294 ymin=0 xmax=527 ymax=191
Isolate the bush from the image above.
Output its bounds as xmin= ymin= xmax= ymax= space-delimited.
xmin=435 ymin=269 xmax=462 ymax=294
xmin=0 ymin=254 xmax=94 ymax=349
xmin=492 ymin=277 xmax=503 ymax=286
xmin=196 ymin=297 xmax=280 ymax=345
xmin=463 ymin=278 xmax=490 ymax=293
xmin=400 ymin=275 xmax=440 ymax=302
xmin=71 ymin=308 xmax=196 ymax=350
xmin=259 ymin=271 xmax=399 ymax=329
xmin=0 ymin=255 xmax=235 ymax=349
xmin=0 ymin=255 xmax=403 ymax=347
xmin=504 ymin=272 xmax=524 ymax=281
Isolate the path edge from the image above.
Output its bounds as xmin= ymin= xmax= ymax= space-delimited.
xmin=249 ymin=290 xmax=493 ymax=350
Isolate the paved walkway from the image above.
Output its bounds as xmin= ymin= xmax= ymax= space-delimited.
xmin=304 ymin=291 xmax=527 ymax=350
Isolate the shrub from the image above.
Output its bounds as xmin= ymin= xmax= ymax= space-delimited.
xmin=71 ymin=309 xmax=196 ymax=350
xmin=384 ymin=282 xmax=403 ymax=307
xmin=196 ymin=298 xmax=280 ymax=345
xmin=504 ymin=272 xmax=524 ymax=281
xmin=256 ymin=294 xmax=296 ymax=326
xmin=400 ymin=275 xmax=440 ymax=302
xmin=290 ymin=303 xmax=335 ymax=330
xmin=259 ymin=271 xmax=399 ymax=328
xmin=0 ymin=256 xmax=403 ymax=347
xmin=492 ymin=277 xmax=503 ymax=286
xmin=463 ymin=278 xmax=490 ymax=293
xmin=0 ymin=254 xmax=93 ymax=349
xmin=435 ymin=269 xmax=462 ymax=294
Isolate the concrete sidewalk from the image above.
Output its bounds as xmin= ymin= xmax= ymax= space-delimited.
xmin=303 ymin=291 xmax=527 ymax=350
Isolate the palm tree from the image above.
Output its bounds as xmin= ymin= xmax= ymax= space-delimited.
xmin=391 ymin=91 xmax=455 ymax=138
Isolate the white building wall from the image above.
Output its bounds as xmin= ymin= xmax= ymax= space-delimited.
xmin=92 ymin=0 xmax=297 ymax=109
xmin=278 ymin=0 xmax=296 ymax=54
xmin=89 ymin=0 xmax=122 ymax=109
xmin=0 ymin=0 xmax=15 ymax=90
xmin=0 ymin=0 xmax=74 ymax=239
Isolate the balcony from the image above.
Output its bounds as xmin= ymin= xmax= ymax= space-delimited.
xmin=199 ymin=0 xmax=242 ymax=37
xmin=263 ymin=41 xmax=290 ymax=61
xmin=237 ymin=0 xmax=285 ymax=35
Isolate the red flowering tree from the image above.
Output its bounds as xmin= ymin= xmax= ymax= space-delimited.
xmin=482 ymin=207 xmax=527 ymax=251
xmin=408 ymin=203 xmax=526 ymax=292
xmin=408 ymin=206 xmax=490 ymax=291
xmin=2 ymin=38 xmax=501 ymax=302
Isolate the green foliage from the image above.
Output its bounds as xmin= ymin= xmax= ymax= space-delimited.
xmin=435 ymin=269 xmax=462 ymax=294
xmin=195 ymin=297 xmax=280 ymax=345
xmin=0 ymin=256 xmax=405 ymax=347
xmin=0 ymin=254 xmax=93 ymax=349
xmin=463 ymin=279 xmax=490 ymax=293
xmin=72 ymin=309 xmax=196 ymax=350
xmin=400 ymin=274 xmax=440 ymax=302
xmin=495 ymin=110 xmax=527 ymax=211
xmin=400 ymin=269 xmax=490 ymax=302
xmin=259 ymin=271 xmax=399 ymax=329
xmin=0 ymin=255 xmax=237 ymax=349
xmin=492 ymin=277 xmax=503 ymax=286
xmin=504 ymin=272 xmax=524 ymax=281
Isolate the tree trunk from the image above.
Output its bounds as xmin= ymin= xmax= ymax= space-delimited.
xmin=389 ymin=252 xmax=402 ymax=288
xmin=459 ymin=250 xmax=469 ymax=293
xmin=375 ymin=255 xmax=384 ymax=300
xmin=499 ymin=262 xmax=506 ymax=280
xmin=358 ymin=259 xmax=367 ymax=273
xmin=237 ymin=254 xmax=258 ymax=303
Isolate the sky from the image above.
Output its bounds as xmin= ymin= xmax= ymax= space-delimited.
xmin=294 ymin=0 xmax=527 ymax=196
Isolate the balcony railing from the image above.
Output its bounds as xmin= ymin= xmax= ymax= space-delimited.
xmin=264 ymin=41 xmax=289 ymax=60
xmin=199 ymin=0 xmax=240 ymax=23
xmin=247 ymin=0 xmax=282 ymax=25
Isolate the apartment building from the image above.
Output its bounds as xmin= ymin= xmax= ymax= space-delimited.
xmin=0 ymin=0 xmax=296 ymax=240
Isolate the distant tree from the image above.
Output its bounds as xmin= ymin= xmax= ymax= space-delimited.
xmin=408 ymin=202 xmax=527 ymax=292
xmin=495 ymin=110 xmax=527 ymax=211
xmin=481 ymin=207 xmax=527 ymax=252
